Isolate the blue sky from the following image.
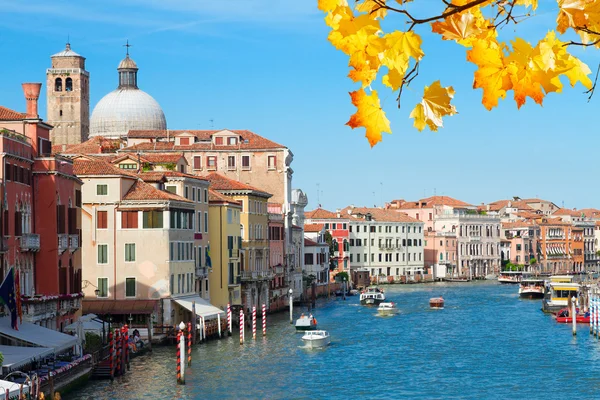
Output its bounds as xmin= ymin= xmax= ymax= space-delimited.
xmin=0 ymin=0 xmax=598 ymax=211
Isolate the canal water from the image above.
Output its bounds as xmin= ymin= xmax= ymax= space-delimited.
xmin=66 ymin=281 xmax=600 ymax=399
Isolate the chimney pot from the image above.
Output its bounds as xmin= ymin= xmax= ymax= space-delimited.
xmin=22 ymin=83 xmax=42 ymax=119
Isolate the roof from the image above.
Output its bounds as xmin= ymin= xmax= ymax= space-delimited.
xmin=0 ymin=105 xmax=25 ymax=121
xmin=304 ymin=224 xmax=324 ymax=233
xmin=515 ymin=211 xmax=544 ymax=220
xmin=204 ymin=172 xmax=272 ymax=197
xmin=51 ymin=43 xmax=81 ymax=58
xmin=0 ymin=317 xmax=76 ymax=354
xmin=53 ymin=136 xmax=124 ymax=155
xmin=580 ymin=208 xmax=600 ymax=218
xmin=502 ymin=221 xmax=534 ymax=229
xmin=395 ymin=195 xmax=471 ymax=209
xmin=73 ymin=159 xmax=136 ymax=177
xmin=485 ymin=199 xmax=535 ymax=212
xmin=305 ymin=208 xmax=339 ymax=220
xmin=208 ymin=189 xmax=241 ymax=205
xmin=123 ymin=129 xmax=286 ymax=150
xmin=139 ymin=170 xmax=208 ymax=183
xmin=553 ymin=208 xmax=581 ymax=217
xmin=342 ymin=207 xmax=421 ymax=223
xmin=304 ymin=238 xmax=321 ymax=246
xmin=123 ymin=179 xmax=192 ymax=202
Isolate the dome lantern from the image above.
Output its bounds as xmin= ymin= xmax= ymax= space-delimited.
xmin=118 ymin=41 xmax=138 ymax=89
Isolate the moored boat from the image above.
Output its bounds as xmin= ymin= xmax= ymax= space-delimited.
xmin=301 ymin=330 xmax=331 ymax=348
xmin=429 ymin=297 xmax=444 ymax=309
xmin=555 ymin=308 xmax=590 ymax=324
xmin=377 ymin=302 xmax=399 ymax=316
xmin=498 ymin=271 xmax=523 ymax=284
xmin=295 ymin=314 xmax=318 ymax=331
xmin=519 ymin=278 xmax=545 ymax=299
xmin=360 ymin=287 xmax=385 ymax=306
xmin=444 ymin=277 xmax=470 ymax=282
xmin=542 ymin=281 xmax=580 ymax=313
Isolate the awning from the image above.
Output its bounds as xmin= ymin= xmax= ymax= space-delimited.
xmin=64 ymin=319 xmax=105 ymax=335
xmin=0 ymin=317 xmax=77 ymax=354
xmin=83 ymin=299 xmax=158 ymax=315
xmin=172 ymin=295 xmax=225 ymax=320
xmin=0 ymin=345 xmax=54 ymax=373
xmin=0 ymin=379 xmax=29 ymax=398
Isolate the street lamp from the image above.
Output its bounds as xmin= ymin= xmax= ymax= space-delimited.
xmin=179 ymin=321 xmax=186 ymax=331
xmin=288 ymin=288 xmax=293 ymax=324
xmin=82 ymin=280 xmax=100 ymax=296
xmin=343 ymin=277 xmax=347 ymax=300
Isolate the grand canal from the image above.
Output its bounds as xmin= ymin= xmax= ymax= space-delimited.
xmin=66 ymin=281 xmax=600 ymax=399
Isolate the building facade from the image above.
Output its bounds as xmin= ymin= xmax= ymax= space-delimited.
xmin=424 ymin=231 xmax=457 ymax=280
xmin=305 ymin=208 xmax=350 ymax=277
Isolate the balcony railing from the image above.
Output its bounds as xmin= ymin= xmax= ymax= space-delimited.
xmin=196 ymin=267 xmax=208 ymax=278
xmin=58 ymin=234 xmax=68 ymax=253
xmin=20 ymin=233 xmax=40 ymax=252
xmin=240 ymin=270 xmax=272 ymax=281
xmin=0 ymin=237 xmax=8 ymax=253
xmin=274 ymin=265 xmax=284 ymax=275
xmin=229 ymin=249 xmax=240 ymax=258
xmin=69 ymin=234 xmax=79 ymax=253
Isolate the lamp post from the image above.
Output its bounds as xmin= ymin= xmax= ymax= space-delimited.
xmin=82 ymin=279 xmax=100 ymax=296
xmin=343 ymin=277 xmax=346 ymax=300
xmin=289 ymin=288 xmax=293 ymax=324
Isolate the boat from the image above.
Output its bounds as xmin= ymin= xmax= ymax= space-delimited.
xmin=518 ymin=277 xmax=545 ymax=299
xmin=429 ymin=297 xmax=444 ymax=309
xmin=498 ymin=271 xmax=523 ymax=284
xmin=542 ymin=281 xmax=580 ymax=313
xmin=301 ymin=330 xmax=331 ymax=348
xmin=485 ymin=273 xmax=498 ymax=280
xmin=360 ymin=287 xmax=385 ymax=306
xmin=555 ymin=308 xmax=590 ymax=324
xmin=444 ymin=277 xmax=470 ymax=282
xmin=377 ymin=302 xmax=399 ymax=316
xmin=295 ymin=314 xmax=318 ymax=331
xmin=348 ymin=289 xmax=360 ymax=296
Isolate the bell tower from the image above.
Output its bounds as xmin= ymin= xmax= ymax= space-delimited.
xmin=46 ymin=43 xmax=89 ymax=145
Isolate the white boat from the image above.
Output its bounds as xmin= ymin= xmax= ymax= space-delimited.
xmin=377 ymin=302 xmax=399 ymax=316
xmin=518 ymin=278 xmax=545 ymax=299
xmin=429 ymin=297 xmax=445 ymax=309
xmin=295 ymin=314 xmax=318 ymax=331
xmin=301 ymin=330 xmax=331 ymax=348
xmin=542 ymin=281 xmax=580 ymax=313
xmin=360 ymin=287 xmax=385 ymax=306
xmin=498 ymin=271 xmax=523 ymax=284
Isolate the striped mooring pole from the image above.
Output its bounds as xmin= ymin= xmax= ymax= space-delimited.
xmin=252 ymin=306 xmax=257 ymax=340
xmin=227 ymin=303 xmax=232 ymax=335
xmin=187 ymin=322 xmax=192 ymax=367
xmin=108 ymin=331 xmax=114 ymax=380
xmin=262 ymin=303 xmax=266 ymax=337
xmin=240 ymin=310 xmax=245 ymax=345
xmin=176 ymin=331 xmax=183 ymax=384
xmin=115 ymin=329 xmax=122 ymax=377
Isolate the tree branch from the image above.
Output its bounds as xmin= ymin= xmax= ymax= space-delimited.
xmin=397 ymin=62 xmax=420 ymax=108
xmin=585 ymin=63 xmax=600 ymax=102
xmin=494 ymin=0 xmax=519 ymax=28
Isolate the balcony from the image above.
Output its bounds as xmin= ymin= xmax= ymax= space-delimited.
xmin=229 ymin=249 xmax=240 ymax=259
xmin=240 ymin=270 xmax=272 ymax=281
xmin=21 ymin=295 xmax=82 ymax=323
xmin=274 ymin=265 xmax=284 ymax=275
xmin=58 ymin=234 xmax=68 ymax=254
xmin=196 ymin=267 xmax=208 ymax=278
xmin=69 ymin=234 xmax=80 ymax=253
xmin=20 ymin=233 xmax=40 ymax=252
xmin=0 ymin=237 xmax=8 ymax=253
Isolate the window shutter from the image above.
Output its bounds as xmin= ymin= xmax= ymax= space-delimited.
xmin=193 ymin=156 xmax=201 ymax=169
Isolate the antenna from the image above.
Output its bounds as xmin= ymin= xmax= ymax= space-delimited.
xmin=209 ymin=119 xmax=214 ymax=129
xmin=434 ymin=187 xmax=437 ymax=196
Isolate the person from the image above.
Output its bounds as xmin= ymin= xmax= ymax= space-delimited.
xmin=300 ymin=313 xmax=305 ymax=319
xmin=134 ymin=331 xmax=144 ymax=348
xmin=132 ymin=328 xmax=140 ymax=337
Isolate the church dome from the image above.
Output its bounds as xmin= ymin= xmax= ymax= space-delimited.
xmin=89 ymin=53 xmax=166 ymax=138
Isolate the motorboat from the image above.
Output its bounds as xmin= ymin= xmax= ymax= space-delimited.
xmin=360 ymin=287 xmax=385 ymax=306
xmin=377 ymin=302 xmax=399 ymax=316
xmin=295 ymin=314 xmax=318 ymax=331
xmin=444 ymin=277 xmax=470 ymax=282
xmin=485 ymin=274 xmax=498 ymax=280
xmin=498 ymin=271 xmax=523 ymax=284
xmin=542 ymin=282 xmax=580 ymax=313
xmin=429 ymin=297 xmax=445 ymax=309
xmin=555 ymin=307 xmax=590 ymax=324
xmin=518 ymin=278 xmax=545 ymax=299
xmin=301 ymin=330 xmax=331 ymax=348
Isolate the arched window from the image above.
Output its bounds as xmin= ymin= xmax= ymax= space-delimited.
xmin=65 ymin=77 xmax=73 ymax=92
xmin=55 ymin=78 xmax=62 ymax=91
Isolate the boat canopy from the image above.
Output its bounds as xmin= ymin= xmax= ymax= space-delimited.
xmin=550 ymin=275 xmax=574 ymax=283
xmin=0 ymin=345 xmax=53 ymax=373
xmin=0 ymin=317 xmax=77 ymax=354
xmin=172 ymin=295 xmax=225 ymax=320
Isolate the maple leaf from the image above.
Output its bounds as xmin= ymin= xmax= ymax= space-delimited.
xmin=467 ymin=39 xmax=512 ymax=110
xmin=328 ymin=13 xmax=381 ymax=55
xmin=410 ymin=81 xmax=457 ymax=131
xmin=355 ymin=0 xmax=387 ymax=19
xmin=431 ymin=9 xmax=494 ymax=47
xmin=380 ymin=31 xmax=424 ymax=90
xmin=346 ymin=89 xmax=391 ymax=146
xmin=516 ymin=0 xmax=538 ymax=9
xmin=556 ymin=0 xmax=600 ymax=45
xmin=318 ymin=0 xmax=347 ymax=12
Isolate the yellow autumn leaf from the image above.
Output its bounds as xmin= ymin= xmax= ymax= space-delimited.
xmin=355 ymin=0 xmax=387 ymax=19
xmin=318 ymin=0 xmax=347 ymax=12
xmin=467 ymin=39 xmax=512 ymax=110
xmin=346 ymin=89 xmax=391 ymax=146
xmin=409 ymin=81 xmax=457 ymax=131
xmin=431 ymin=10 xmax=493 ymax=47
xmin=329 ymin=13 xmax=381 ymax=55
xmin=516 ymin=0 xmax=538 ymax=9
xmin=380 ymin=31 xmax=423 ymax=90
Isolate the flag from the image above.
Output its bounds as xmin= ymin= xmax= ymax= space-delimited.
xmin=206 ymin=243 xmax=212 ymax=268
xmin=14 ymin=269 xmax=22 ymax=324
xmin=0 ymin=268 xmax=18 ymax=330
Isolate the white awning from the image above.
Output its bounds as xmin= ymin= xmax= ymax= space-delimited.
xmin=0 ymin=345 xmax=53 ymax=373
xmin=172 ymin=295 xmax=225 ymax=320
xmin=64 ymin=319 xmax=105 ymax=335
xmin=0 ymin=317 xmax=77 ymax=354
xmin=0 ymin=379 xmax=29 ymax=399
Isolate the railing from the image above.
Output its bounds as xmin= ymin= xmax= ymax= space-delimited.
xmin=20 ymin=233 xmax=40 ymax=252
xmin=274 ymin=265 xmax=284 ymax=275
xmin=229 ymin=248 xmax=240 ymax=258
xmin=69 ymin=234 xmax=79 ymax=252
xmin=0 ymin=237 xmax=8 ymax=253
xmin=58 ymin=234 xmax=68 ymax=253
xmin=240 ymin=270 xmax=272 ymax=281
xmin=196 ymin=267 xmax=208 ymax=278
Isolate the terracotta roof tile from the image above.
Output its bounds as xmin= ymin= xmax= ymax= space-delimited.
xmin=123 ymin=180 xmax=192 ymax=202
xmin=342 ymin=207 xmax=421 ymax=223
xmin=395 ymin=195 xmax=472 ymax=209
xmin=305 ymin=208 xmax=338 ymax=219
xmin=580 ymin=208 xmax=600 ymax=218
xmin=0 ymin=105 xmax=26 ymax=121
xmin=203 ymin=172 xmax=271 ymax=197
xmin=304 ymin=224 xmax=324 ymax=233
xmin=304 ymin=238 xmax=320 ymax=246
xmin=502 ymin=221 xmax=534 ymax=229
xmin=73 ymin=159 xmax=136 ymax=177
xmin=139 ymin=170 xmax=208 ymax=183
xmin=553 ymin=208 xmax=581 ymax=217
xmin=125 ymin=129 xmax=286 ymax=150
xmin=208 ymin=189 xmax=241 ymax=205
xmin=54 ymin=136 xmax=123 ymax=155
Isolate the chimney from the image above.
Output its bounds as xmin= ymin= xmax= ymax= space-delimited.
xmin=22 ymin=83 xmax=42 ymax=119
xmin=336 ymin=209 xmax=341 ymax=218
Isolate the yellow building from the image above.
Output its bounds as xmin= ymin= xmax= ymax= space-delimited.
xmin=208 ymin=189 xmax=242 ymax=309
xmin=205 ymin=173 xmax=272 ymax=313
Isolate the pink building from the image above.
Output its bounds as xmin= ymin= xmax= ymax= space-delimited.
xmin=388 ymin=196 xmax=473 ymax=231
xmin=500 ymin=221 xmax=541 ymax=272
xmin=268 ymin=203 xmax=286 ymax=311
xmin=424 ymin=231 xmax=457 ymax=279
xmin=304 ymin=208 xmax=350 ymax=277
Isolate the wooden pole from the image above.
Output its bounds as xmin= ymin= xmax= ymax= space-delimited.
xmin=239 ymin=310 xmax=244 ymax=345
xmin=572 ymin=296 xmax=577 ymax=336
xmin=227 ymin=303 xmax=232 ymax=335
xmin=176 ymin=332 xmax=183 ymax=384
xmin=252 ymin=306 xmax=256 ymax=340
xmin=187 ymin=322 xmax=192 ymax=367
xmin=262 ymin=304 xmax=266 ymax=337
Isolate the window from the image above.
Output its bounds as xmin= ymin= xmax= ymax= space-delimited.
xmin=193 ymin=156 xmax=202 ymax=170
xmin=192 ymin=188 xmax=196 ymax=202
xmin=227 ymin=209 xmax=233 ymax=224
xmin=184 ymin=186 xmax=189 ymax=199
xmin=119 ymin=163 xmax=137 ymax=169
xmin=143 ymin=211 xmax=163 ymax=229
xmin=204 ymin=212 xmax=208 ymax=232
xmin=215 ymin=137 xmax=224 ymax=145
xmin=204 ymin=189 xmax=208 ymax=203
xmin=121 ymin=211 xmax=138 ymax=229
xmin=179 ymin=137 xmax=190 ymax=146
xmin=55 ymin=78 xmax=62 ymax=91
xmin=98 ymin=244 xmax=108 ymax=264
xmin=65 ymin=77 xmax=73 ymax=91
xmin=242 ymin=155 xmax=250 ymax=170
xmin=207 ymin=156 xmax=217 ymax=169
xmin=125 ymin=243 xmax=136 ymax=262
xmin=97 ymin=211 xmax=108 ymax=229
xmin=165 ymin=185 xmax=177 ymax=194
xmin=227 ymin=137 xmax=238 ymax=145
xmin=125 ymin=278 xmax=136 ymax=297
xmin=267 ymin=155 xmax=276 ymax=170
xmin=97 ymin=278 xmax=108 ymax=297
xmin=96 ymin=184 xmax=108 ymax=196
xmin=228 ymin=156 xmax=236 ymax=170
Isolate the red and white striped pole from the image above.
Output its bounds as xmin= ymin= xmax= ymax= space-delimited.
xmin=252 ymin=306 xmax=257 ymax=340
xmin=108 ymin=331 xmax=114 ymax=380
xmin=239 ymin=310 xmax=244 ymax=345
xmin=262 ymin=304 xmax=266 ymax=337
xmin=115 ymin=329 xmax=121 ymax=377
xmin=227 ymin=303 xmax=232 ymax=335
xmin=176 ymin=331 xmax=183 ymax=384
xmin=187 ymin=322 xmax=192 ymax=367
